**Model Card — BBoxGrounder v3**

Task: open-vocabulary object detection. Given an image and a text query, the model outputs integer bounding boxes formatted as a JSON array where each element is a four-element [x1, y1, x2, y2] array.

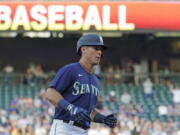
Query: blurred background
[[0, 0, 180, 135]]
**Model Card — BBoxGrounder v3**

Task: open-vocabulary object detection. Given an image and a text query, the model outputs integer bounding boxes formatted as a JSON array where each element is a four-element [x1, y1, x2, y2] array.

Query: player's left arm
[[90, 108, 117, 128]]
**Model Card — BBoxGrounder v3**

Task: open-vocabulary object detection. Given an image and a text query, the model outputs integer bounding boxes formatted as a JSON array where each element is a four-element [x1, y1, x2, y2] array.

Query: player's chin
[[93, 60, 100, 65]]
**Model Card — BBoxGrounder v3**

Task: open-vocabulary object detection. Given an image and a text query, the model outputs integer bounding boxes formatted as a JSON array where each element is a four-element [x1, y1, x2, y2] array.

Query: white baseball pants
[[49, 119, 88, 135]]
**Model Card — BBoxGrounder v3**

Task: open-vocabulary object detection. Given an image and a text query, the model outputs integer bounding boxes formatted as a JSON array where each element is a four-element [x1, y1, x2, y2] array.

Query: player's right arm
[[45, 66, 90, 123], [45, 87, 63, 107], [45, 66, 73, 109], [46, 87, 90, 125]]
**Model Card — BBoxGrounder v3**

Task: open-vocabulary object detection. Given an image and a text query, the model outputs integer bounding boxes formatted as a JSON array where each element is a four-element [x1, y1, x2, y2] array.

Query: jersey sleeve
[[48, 67, 73, 93]]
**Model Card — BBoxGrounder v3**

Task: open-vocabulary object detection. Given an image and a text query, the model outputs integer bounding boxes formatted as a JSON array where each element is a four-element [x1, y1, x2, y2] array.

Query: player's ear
[[81, 46, 86, 54]]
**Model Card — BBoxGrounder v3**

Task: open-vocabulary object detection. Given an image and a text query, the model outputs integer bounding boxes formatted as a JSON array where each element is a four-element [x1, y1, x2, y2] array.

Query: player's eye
[[93, 46, 103, 51]]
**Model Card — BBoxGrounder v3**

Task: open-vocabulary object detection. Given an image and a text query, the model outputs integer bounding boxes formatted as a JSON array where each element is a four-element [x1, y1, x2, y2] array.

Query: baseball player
[[45, 34, 117, 135]]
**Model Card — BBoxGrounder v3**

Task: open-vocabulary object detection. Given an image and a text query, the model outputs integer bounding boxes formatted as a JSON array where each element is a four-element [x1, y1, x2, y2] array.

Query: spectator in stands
[[113, 65, 123, 84], [177, 105, 180, 117], [120, 90, 131, 105], [130, 116, 141, 135], [118, 125, 131, 135], [143, 78, 153, 98], [140, 121, 152, 135], [158, 104, 168, 116], [27, 63, 36, 74], [0, 126, 8, 135], [133, 62, 141, 85], [107, 90, 116, 104], [34, 64, 47, 84], [105, 65, 114, 85], [151, 120, 166, 135], [18, 116, 29, 130], [24, 63, 47, 86], [140, 58, 149, 81], [167, 104, 175, 116], [173, 104, 180, 117], [9, 110, 19, 123], [23, 63, 36, 86], [106, 90, 118, 111], [170, 85, 180, 105], [3, 64, 14, 73], [124, 60, 134, 84], [25, 125, 34, 135], [0, 108, 9, 135], [134, 104, 144, 117], [11, 126, 21, 135], [164, 78, 173, 91], [35, 123, 47, 135], [3, 64, 14, 84]]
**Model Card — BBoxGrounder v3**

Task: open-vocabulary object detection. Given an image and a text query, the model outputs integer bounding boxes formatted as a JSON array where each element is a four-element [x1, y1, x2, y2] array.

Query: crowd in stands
[[1, 63, 52, 86], [1, 87, 180, 135], [1, 58, 179, 86], [0, 60, 179, 135], [99, 58, 179, 87], [0, 89, 53, 135]]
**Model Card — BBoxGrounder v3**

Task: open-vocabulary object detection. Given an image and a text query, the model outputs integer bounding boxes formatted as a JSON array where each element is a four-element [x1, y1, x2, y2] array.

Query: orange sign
[[0, 2, 180, 31]]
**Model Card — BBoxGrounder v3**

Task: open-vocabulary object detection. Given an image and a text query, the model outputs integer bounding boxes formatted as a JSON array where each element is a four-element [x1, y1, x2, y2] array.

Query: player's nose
[[97, 50, 102, 56]]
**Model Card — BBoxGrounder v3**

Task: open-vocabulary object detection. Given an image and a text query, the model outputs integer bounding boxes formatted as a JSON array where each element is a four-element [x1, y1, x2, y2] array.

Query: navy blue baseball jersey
[[49, 62, 100, 122]]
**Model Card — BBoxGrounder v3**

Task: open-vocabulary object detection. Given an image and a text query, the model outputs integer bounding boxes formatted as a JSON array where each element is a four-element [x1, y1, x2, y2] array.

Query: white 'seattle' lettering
[[72, 81, 99, 96]]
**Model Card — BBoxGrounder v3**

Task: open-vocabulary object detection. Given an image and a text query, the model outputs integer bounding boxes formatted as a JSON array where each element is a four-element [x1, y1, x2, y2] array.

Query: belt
[[62, 120, 89, 130]]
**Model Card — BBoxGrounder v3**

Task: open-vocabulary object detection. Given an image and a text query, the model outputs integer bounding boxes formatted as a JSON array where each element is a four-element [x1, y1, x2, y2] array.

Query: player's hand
[[58, 99, 90, 125], [103, 114, 117, 128], [94, 113, 117, 128], [58, 99, 90, 122], [67, 104, 91, 123]]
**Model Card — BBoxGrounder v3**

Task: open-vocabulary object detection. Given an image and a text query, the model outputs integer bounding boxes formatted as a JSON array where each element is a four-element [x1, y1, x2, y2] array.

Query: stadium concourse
[[0, 63, 180, 135]]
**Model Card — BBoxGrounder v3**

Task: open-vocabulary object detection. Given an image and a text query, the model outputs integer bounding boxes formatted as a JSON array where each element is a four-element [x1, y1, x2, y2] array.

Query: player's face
[[82, 46, 103, 65]]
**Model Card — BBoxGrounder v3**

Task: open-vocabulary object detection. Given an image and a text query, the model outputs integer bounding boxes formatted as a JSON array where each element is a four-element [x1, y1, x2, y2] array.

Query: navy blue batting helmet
[[77, 34, 107, 55]]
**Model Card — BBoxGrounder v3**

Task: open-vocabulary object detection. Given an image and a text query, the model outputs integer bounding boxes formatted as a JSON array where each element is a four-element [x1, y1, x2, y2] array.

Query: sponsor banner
[[0, 2, 180, 32]]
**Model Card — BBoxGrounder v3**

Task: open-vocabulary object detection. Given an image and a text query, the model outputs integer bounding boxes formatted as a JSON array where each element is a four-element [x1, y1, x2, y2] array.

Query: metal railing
[[0, 72, 179, 85]]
